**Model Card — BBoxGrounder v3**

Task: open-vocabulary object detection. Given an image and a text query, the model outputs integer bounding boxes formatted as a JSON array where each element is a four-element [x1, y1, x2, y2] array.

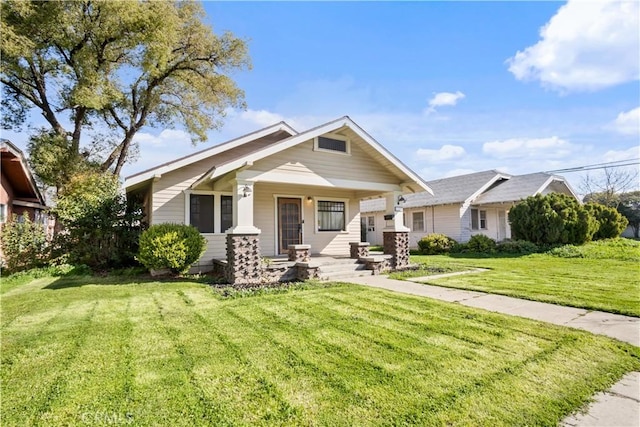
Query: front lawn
[[2, 275, 639, 426], [406, 240, 640, 317]]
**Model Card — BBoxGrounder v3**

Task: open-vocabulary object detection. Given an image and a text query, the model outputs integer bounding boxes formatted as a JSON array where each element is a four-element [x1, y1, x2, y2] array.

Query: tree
[[618, 191, 640, 238], [53, 171, 145, 269], [581, 167, 639, 208], [1, 1, 249, 177], [509, 193, 598, 245]]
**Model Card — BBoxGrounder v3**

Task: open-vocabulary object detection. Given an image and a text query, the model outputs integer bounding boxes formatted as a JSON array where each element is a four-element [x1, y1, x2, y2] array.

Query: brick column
[[225, 233, 262, 285], [350, 242, 370, 258], [288, 244, 311, 262], [383, 231, 410, 269]]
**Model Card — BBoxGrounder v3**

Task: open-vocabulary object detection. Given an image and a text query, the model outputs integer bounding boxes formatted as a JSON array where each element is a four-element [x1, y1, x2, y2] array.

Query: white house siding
[[250, 139, 401, 186], [253, 182, 360, 257]]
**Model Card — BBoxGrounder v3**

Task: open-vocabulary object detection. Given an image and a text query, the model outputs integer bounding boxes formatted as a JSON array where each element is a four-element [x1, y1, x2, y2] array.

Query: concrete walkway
[[345, 274, 640, 427]]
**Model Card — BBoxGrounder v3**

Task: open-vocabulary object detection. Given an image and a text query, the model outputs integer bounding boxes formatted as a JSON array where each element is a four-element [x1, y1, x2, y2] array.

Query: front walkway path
[[345, 274, 640, 427]]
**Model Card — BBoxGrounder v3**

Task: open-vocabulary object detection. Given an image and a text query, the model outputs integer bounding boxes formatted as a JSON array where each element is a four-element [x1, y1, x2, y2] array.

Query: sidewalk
[[345, 274, 640, 427]]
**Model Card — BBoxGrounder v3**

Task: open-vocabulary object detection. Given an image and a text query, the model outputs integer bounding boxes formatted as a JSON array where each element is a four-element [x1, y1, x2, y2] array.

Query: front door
[[278, 198, 302, 254]]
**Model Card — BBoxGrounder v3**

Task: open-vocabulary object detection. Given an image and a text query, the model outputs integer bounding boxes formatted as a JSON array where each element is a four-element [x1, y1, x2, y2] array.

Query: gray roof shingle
[[361, 170, 571, 212]]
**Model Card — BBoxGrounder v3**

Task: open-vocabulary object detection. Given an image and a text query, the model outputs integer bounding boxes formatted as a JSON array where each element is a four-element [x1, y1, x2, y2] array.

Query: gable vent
[[317, 136, 347, 153]]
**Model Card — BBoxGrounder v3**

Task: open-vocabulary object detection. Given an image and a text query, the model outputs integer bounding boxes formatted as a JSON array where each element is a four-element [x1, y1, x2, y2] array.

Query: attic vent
[[316, 136, 348, 153]]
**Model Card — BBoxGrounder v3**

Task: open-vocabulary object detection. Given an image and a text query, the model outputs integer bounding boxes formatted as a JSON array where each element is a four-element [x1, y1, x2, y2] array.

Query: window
[[471, 208, 487, 230], [314, 135, 349, 154], [317, 200, 345, 231], [412, 211, 425, 232], [367, 215, 375, 232], [190, 194, 214, 233], [0, 204, 6, 223], [220, 195, 233, 233]]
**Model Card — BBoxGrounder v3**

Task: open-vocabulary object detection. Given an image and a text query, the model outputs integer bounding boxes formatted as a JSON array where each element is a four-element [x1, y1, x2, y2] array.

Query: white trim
[[124, 122, 297, 189], [465, 173, 511, 207], [274, 195, 305, 255], [535, 176, 581, 203], [313, 133, 351, 155], [314, 196, 349, 234], [238, 169, 402, 192], [183, 190, 232, 234]]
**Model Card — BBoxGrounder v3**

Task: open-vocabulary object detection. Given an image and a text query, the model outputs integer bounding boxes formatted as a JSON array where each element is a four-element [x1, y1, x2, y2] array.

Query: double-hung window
[[470, 208, 487, 230], [412, 211, 425, 232], [317, 200, 345, 231]]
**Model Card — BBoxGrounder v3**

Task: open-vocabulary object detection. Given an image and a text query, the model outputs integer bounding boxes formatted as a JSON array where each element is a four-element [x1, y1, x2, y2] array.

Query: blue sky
[[5, 1, 640, 193]]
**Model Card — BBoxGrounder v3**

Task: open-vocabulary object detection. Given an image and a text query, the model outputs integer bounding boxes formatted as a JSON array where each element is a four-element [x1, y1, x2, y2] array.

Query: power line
[[545, 158, 640, 174]]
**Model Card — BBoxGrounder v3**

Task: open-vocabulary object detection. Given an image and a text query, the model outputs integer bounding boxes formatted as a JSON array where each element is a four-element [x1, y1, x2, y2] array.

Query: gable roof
[[0, 139, 46, 207], [473, 172, 578, 205], [126, 116, 432, 194], [361, 170, 508, 212], [191, 116, 431, 193], [125, 121, 298, 188]]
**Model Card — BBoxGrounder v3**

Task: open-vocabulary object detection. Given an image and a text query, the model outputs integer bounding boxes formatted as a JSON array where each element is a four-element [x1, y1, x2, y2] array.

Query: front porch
[[212, 243, 400, 284]]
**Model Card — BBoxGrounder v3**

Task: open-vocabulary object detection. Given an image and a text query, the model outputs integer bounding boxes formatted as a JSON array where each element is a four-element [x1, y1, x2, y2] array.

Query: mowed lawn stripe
[[2, 300, 98, 425], [38, 298, 134, 424]]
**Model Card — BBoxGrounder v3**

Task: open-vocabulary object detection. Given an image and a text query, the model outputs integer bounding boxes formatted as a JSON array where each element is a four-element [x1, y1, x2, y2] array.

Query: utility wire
[[545, 158, 640, 174]]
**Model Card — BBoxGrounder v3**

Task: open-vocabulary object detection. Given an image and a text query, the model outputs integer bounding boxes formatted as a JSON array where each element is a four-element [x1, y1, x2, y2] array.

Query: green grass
[[389, 263, 473, 280], [2, 275, 639, 426], [408, 240, 640, 317]]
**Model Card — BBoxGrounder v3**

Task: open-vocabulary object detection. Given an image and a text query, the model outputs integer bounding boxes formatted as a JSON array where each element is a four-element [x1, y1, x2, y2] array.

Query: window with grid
[[317, 201, 345, 231], [190, 194, 214, 233], [412, 211, 425, 232]]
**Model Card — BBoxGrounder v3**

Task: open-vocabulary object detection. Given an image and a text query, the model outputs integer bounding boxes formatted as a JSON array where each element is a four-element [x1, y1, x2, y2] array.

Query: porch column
[[382, 191, 410, 269], [225, 180, 262, 285]]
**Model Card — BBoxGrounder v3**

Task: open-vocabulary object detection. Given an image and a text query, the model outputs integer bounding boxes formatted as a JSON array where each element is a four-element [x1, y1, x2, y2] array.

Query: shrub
[[137, 224, 206, 274], [509, 193, 598, 245], [1, 213, 48, 272], [466, 234, 497, 253], [548, 245, 584, 258], [584, 203, 628, 240], [417, 233, 457, 255], [53, 171, 145, 269], [496, 239, 539, 254]]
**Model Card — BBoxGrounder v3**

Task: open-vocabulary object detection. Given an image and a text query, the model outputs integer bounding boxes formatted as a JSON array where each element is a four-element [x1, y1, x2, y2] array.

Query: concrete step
[[317, 261, 373, 280]]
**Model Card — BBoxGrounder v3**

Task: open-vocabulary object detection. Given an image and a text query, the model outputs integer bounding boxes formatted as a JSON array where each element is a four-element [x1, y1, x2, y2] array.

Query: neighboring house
[[360, 170, 579, 247], [124, 116, 431, 283], [0, 139, 47, 227]]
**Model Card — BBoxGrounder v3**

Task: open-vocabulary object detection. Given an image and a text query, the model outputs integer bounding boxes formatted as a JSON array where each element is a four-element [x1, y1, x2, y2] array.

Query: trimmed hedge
[[137, 224, 206, 274]]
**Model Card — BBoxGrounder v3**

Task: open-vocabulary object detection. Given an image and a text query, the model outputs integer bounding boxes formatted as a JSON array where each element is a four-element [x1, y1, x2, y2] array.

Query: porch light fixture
[[307, 196, 313, 202], [397, 195, 406, 205], [242, 185, 252, 198]]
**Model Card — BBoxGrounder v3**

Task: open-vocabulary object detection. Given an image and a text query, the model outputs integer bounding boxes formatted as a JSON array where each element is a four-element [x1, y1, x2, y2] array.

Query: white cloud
[[132, 129, 191, 147], [613, 107, 640, 135], [416, 144, 466, 162], [238, 109, 286, 127], [507, 0, 640, 92], [603, 146, 640, 162], [426, 91, 465, 114], [483, 136, 576, 159]]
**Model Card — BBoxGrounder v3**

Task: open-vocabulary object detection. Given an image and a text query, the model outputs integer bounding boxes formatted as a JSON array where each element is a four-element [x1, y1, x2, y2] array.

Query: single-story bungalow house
[[360, 170, 579, 247], [124, 116, 432, 284]]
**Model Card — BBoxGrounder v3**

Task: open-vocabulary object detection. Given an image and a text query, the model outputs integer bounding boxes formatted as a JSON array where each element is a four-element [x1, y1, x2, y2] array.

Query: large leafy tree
[[1, 0, 249, 178]]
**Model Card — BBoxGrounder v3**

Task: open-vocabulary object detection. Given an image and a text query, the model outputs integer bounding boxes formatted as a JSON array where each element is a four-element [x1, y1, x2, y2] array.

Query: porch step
[[317, 260, 373, 281]]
